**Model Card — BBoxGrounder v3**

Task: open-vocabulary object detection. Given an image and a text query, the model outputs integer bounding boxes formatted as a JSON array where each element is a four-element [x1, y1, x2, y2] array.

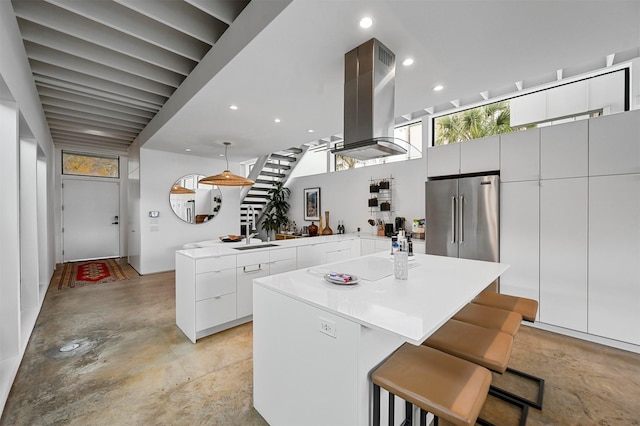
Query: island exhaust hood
[[331, 38, 407, 160]]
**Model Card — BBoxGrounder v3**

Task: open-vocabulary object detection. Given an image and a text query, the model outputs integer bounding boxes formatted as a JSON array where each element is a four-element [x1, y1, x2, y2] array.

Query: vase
[[318, 216, 323, 235], [322, 211, 333, 235], [308, 222, 318, 236]]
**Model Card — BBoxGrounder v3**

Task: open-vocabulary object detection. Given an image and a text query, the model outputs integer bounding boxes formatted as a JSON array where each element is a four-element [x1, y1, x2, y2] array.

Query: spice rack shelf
[[368, 176, 393, 215]]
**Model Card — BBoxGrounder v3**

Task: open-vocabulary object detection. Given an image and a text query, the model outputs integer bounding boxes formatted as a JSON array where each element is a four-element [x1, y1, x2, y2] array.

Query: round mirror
[[169, 174, 222, 224]]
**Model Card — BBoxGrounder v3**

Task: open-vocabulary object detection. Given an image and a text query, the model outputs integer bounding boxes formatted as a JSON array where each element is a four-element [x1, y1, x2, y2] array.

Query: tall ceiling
[[11, 0, 250, 153], [9, 0, 640, 161]]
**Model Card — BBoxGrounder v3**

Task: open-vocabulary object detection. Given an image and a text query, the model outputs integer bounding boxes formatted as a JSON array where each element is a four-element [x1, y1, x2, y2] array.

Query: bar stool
[[371, 343, 492, 426], [423, 319, 528, 426], [472, 291, 538, 323], [470, 292, 545, 409], [453, 303, 522, 336]]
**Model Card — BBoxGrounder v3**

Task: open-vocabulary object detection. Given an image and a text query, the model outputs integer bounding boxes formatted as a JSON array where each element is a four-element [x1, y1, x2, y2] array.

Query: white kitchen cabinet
[[236, 251, 270, 319], [269, 247, 297, 276], [500, 128, 540, 182], [325, 240, 352, 264], [499, 181, 540, 307], [427, 136, 499, 177], [540, 120, 588, 179], [176, 254, 238, 343], [296, 243, 327, 269], [460, 135, 500, 174], [539, 178, 588, 332], [589, 110, 640, 176], [360, 238, 376, 255], [588, 174, 640, 345], [427, 143, 460, 177]]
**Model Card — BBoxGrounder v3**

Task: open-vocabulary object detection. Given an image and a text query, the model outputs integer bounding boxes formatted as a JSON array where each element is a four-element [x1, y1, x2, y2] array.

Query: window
[[432, 68, 627, 146], [62, 152, 119, 178], [434, 101, 515, 146]]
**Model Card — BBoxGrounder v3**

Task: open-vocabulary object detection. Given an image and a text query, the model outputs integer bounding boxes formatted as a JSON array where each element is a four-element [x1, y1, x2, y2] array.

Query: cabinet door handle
[[243, 264, 263, 274], [459, 195, 464, 243], [451, 196, 457, 243]]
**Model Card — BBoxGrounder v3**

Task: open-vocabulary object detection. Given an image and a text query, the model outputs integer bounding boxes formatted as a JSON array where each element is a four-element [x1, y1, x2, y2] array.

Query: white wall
[[287, 158, 427, 237], [136, 148, 242, 274], [0, 1, 57, 414]]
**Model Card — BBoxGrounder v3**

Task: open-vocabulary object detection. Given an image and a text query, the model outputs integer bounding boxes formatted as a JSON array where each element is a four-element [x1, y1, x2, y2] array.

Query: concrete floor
[[2, 259, 639, 425]]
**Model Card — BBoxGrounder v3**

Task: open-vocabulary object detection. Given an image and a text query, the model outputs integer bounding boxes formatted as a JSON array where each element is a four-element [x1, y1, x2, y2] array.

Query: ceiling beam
[[115, 0, 228, 45], [46, 0, 210, 61], [185, 0, 250, 25], [19, 20, 185, 87], [13, 0, 197, 75], [30, 63, 169, 105]]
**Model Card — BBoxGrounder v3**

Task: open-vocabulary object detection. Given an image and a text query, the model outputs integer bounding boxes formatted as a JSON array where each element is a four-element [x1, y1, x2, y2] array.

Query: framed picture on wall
[[303, 187, 321, 221]]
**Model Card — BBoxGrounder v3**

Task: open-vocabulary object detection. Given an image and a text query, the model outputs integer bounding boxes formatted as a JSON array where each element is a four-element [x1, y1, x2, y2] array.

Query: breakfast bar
[[252, 252, 509, 426]]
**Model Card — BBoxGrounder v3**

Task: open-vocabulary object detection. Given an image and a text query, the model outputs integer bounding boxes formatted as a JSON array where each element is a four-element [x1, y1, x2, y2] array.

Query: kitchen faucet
[[246, 205, 256, 244]]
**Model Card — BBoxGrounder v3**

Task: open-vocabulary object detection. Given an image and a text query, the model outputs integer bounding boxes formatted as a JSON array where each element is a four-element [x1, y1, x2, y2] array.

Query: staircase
[[239, 145, 310, 235]]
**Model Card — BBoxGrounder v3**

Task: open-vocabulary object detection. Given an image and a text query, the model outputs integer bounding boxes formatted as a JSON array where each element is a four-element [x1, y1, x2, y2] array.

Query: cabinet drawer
[[237, 251, 270, 267], [270, 247, 296, 262], [196, 293, 236, 330], [195, 269, 236, 301], [196, 256, 236, 273], [269, 258, 297, 276]]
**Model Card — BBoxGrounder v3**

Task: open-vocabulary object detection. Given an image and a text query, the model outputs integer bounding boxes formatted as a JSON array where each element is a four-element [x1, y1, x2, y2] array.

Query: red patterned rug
[[58, 258, 129, 289]]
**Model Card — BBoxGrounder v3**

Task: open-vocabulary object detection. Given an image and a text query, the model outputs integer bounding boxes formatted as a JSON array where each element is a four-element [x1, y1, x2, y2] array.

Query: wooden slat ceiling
[[11, 0, 250, 153]]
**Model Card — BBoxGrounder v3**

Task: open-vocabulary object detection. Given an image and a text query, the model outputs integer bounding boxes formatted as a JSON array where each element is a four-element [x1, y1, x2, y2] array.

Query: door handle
[[459, 195, 464, 243], [112, 215, 119, 225], [451, 196, 456, 243], [243, 264, 263, 274]]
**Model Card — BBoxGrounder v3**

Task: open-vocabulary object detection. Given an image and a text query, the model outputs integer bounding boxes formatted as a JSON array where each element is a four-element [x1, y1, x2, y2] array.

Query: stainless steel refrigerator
[[425, 175, 499, 263]]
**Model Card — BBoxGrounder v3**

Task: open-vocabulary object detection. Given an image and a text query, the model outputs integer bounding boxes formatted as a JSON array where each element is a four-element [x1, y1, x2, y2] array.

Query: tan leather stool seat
[[423, 319, 513, 374], [453, 303, 523, 336], [473, 291, 539, 322], [371, 343, 491, 426]]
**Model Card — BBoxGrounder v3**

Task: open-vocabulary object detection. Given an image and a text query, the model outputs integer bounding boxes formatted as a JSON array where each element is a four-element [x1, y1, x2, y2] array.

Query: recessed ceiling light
[[185, 148, 191, 152], [433, 85, 444, 92], [308, 129, 314, 133], [229, 105, 238, 110], [402, 58, 414, 66], [359, 17, 373, 28], [274, 118, 281, 123]]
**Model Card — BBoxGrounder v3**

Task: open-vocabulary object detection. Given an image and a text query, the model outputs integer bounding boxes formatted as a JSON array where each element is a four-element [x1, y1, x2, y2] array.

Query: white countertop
[[253, 252, 509, 345], [176, 234, 360, 259]]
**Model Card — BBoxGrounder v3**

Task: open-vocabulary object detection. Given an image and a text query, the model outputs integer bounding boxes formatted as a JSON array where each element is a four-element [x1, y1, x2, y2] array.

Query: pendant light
[[199, 142, 255, 187], [170, 184, 195, 194]]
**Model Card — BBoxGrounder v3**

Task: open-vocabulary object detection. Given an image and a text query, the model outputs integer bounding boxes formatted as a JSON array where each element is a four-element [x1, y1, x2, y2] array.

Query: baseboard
[[526, 322, 640, 354]]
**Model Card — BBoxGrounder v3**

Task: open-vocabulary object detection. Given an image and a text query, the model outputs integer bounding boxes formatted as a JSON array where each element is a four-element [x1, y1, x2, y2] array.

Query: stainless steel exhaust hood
[[331, 38, 407, 160]]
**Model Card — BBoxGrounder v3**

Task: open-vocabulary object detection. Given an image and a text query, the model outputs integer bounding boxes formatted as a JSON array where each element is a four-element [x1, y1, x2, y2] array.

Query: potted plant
[[368, 197, 378, 207], [379, 179, 390, 190], [261, 181, 291, 240], [369, 182, 380, 193]]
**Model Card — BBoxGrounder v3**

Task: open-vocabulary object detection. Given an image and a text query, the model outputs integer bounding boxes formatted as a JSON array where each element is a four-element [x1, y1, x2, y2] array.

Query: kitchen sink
[[233, 244, 279, 250]]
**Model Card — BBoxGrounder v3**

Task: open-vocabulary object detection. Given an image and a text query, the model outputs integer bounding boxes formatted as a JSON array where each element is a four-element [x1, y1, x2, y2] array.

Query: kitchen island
[[253, 252, 508, 426]]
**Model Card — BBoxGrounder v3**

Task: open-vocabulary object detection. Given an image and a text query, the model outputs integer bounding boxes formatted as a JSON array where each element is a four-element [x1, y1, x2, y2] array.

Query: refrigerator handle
[[459, 195, 464, 243], [451, 196, 457, 243]]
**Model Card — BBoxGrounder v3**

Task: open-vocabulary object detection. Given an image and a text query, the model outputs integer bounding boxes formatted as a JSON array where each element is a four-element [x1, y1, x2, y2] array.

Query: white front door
[[62, 179, 120, 262]]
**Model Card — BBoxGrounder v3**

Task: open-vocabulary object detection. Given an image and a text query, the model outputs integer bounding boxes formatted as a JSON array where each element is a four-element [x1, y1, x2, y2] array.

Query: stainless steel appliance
[[330, 38, 407, 160], [425, 175, 499, 263]]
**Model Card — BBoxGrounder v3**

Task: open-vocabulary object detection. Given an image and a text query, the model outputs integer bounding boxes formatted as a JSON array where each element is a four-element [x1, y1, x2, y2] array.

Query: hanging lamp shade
[[170, 184, 195, 194], [199, 142, 255, 187]]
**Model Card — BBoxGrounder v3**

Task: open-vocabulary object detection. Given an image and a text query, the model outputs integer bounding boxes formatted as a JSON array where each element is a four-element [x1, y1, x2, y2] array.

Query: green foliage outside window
[[434, 101, 514, 146]]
